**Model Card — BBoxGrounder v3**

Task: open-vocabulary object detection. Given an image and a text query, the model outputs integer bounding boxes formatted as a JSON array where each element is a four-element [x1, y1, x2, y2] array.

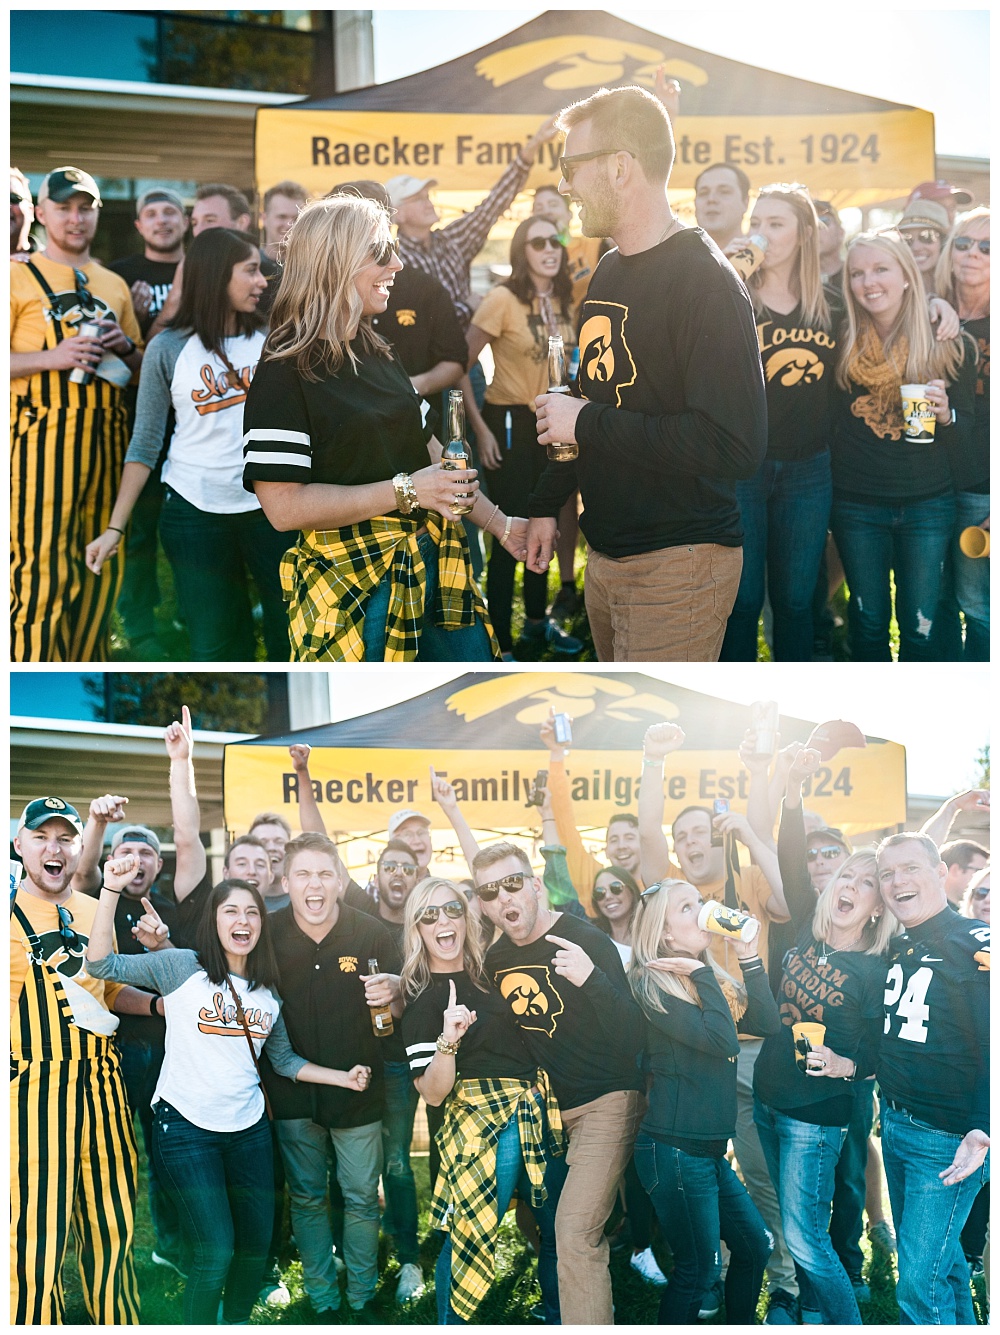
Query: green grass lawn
[[57, 1127, 989, 1325]]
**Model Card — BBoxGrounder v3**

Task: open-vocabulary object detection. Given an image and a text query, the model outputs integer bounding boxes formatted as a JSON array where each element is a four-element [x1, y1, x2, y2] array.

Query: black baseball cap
[[38, 167, 102, 205], [18, 797, 84, 836]]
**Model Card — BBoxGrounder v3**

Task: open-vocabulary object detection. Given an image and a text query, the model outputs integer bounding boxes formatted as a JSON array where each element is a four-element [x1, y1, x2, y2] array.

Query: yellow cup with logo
[[792, 1021, 826, 1072], [959, 526, 990, 559], [900, 384, 937, 443]]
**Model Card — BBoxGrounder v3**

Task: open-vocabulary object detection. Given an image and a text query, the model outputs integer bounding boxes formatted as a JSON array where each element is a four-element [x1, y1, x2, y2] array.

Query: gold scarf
[[846, 326, 909, 441]]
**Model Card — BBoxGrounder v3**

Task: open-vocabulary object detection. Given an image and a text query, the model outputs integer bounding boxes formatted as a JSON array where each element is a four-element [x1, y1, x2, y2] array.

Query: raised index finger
[[448, 978, 457, 1007], [140, 896, 160, 918], [545, 934, 575, 949]]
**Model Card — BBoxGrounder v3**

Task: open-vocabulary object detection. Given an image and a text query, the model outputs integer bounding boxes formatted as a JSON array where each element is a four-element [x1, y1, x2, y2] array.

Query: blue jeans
[[117, 1035, 182, 1261], [633, 1132, 772, 1324], [881, 1103, 989, 1324], [360, 529, 493, 662], [721, 452, 833, 662], [158, 486, 293, 661], [437, 1110, 561, 1324], [152, 1100, 274, 1324], [831, 492, 956, 661], [830, 1081, 874, 1281], [381, 1060, 420, 1265], [754, 1099, 861, 1324], [952, 491, 990, 660]]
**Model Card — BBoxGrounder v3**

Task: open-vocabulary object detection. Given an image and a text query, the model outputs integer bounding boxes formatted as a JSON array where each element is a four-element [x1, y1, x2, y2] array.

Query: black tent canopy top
[[299, 10, 917, 118]]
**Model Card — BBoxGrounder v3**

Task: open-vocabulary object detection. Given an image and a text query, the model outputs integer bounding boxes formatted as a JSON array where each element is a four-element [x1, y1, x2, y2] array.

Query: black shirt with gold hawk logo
[[528, 227, 767, 558], [485, 911, 645, 1110], [756, 290, 844, 462], [373, 265, 468, 382], [260, 902, 401, 1128]]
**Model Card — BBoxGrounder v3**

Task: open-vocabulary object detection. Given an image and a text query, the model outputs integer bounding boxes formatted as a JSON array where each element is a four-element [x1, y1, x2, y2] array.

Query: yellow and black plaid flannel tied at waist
[[431, 1071, 566, 1323], [279, 510, 500, 662]]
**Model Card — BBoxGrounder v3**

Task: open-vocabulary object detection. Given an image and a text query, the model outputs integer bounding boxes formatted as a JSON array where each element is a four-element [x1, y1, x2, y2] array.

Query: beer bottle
[[440, 389, 475, 515], [545, 335, 578, 462], [367, 959, 394, 1037]]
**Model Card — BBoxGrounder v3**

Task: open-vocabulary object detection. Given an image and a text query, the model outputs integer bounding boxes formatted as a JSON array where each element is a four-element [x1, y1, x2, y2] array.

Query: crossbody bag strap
[[224, 971, 274, 1120], [25, 261, 65, 343]]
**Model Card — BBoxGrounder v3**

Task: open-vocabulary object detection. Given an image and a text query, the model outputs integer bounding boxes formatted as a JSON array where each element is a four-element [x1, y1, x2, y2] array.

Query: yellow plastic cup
[[792, 1021, 826, 1071], [959, 526, 990, 559]]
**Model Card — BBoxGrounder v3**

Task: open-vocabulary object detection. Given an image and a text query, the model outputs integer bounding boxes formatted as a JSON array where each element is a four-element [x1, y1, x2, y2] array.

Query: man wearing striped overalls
[[10, 797, 155, 1324], [9, 166, 143, 661]]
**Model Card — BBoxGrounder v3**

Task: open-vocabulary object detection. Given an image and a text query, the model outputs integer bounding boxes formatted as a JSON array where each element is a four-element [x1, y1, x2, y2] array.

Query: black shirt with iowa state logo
[[527, 227, 767, 558], [755, 290, 843, 462], [260, 902, 401, 1128], [485, 911, 645, 1110], [402, 970, 536, 1082], [878, 908, 990, 1137]]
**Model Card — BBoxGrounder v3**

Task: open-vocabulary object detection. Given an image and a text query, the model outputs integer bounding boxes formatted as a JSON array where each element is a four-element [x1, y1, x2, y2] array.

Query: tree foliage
[[82, 674, 269, 734]]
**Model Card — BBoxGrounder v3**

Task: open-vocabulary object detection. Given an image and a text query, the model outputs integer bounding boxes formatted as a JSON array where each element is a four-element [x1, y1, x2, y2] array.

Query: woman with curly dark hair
[[464, 216, 582, 659]]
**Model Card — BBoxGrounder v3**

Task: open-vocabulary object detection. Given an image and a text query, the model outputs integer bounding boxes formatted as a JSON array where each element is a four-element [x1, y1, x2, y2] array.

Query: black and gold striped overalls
[[10, 902, 140, 1324], [9, 261, 127, 662]]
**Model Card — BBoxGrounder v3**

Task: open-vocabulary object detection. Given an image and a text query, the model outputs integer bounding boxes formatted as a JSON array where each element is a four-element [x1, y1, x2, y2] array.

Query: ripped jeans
[[831, 493, 956, 661]]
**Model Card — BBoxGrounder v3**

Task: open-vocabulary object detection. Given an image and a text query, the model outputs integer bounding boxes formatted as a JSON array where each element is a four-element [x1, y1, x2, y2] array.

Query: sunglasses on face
[[476, 871, 528, 902], [901, 229, 943, 246], [972, 886, 991, 899], [370, 238, 397, 266], [806, 845, 843, 862], [559, 148, 632, 184], [381, 861, 417, 876], [418, 900, 466, 925], [527, 235, 565, 252], [592, 881, 627, 902], [56, 904, 79, 950], [953, 235, 990, 255]]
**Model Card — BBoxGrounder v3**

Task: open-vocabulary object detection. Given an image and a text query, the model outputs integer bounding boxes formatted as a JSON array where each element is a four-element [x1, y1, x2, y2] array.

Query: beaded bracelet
[[436, 1034, 461, 1056]]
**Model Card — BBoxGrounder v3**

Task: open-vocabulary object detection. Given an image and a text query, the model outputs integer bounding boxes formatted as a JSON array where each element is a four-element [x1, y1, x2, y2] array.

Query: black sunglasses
[[971, 886, 991, 899], [901, 229, 943, 246], [371, 238, 397, 266], [381, 860, 417, 876], [806, 845, 844, 862], [559, 148, 633, 183], [592, 881, 627, 902], [527, 235, 565, 252], [417, 900, 466, 925], [73, 268, 98, 315], [56, 904, 79, 950], [476, 871, 528, 902], [953, 236, 990, 255]]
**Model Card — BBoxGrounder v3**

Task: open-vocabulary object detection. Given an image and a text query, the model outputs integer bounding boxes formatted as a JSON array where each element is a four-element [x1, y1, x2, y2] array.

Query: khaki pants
[[584, 542, 743, 661], [554, 1088, 646, 1324]]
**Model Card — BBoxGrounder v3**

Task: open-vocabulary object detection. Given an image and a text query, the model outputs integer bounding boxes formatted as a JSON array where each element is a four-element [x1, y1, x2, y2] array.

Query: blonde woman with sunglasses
[[400, 877, 565, 1324], [242, 196, 527, 663], [628, 878, 778, 1323]]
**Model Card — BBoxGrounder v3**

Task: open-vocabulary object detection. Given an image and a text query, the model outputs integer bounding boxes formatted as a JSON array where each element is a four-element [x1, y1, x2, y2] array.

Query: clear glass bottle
[[440, 388, 475, 514], [545, 335, 578, 462], [367, 958, 394, 1037]]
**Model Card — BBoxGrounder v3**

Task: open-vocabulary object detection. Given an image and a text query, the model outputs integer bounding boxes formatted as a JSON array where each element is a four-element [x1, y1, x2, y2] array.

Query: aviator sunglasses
[[901, 229, 944, 247], [476, 871, 528, 902], [417, 900, 466, 925], [592, 880, 628, 902], [806, 845, 844, 862], [381, 860, 417, 876], [370, 237, 397, 266]]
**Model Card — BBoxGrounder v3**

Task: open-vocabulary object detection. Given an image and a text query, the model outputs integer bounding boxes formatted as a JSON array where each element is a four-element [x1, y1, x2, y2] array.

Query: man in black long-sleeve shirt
[[526, 85, 767, 661], [473, 841, 645, 1325], [875, 832, 990, 1325]]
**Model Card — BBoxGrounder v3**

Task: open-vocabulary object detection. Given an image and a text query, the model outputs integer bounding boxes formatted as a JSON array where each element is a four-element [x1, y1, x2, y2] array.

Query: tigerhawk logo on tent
[[445, 674, 681, 729], [475, 37, 708, 92]]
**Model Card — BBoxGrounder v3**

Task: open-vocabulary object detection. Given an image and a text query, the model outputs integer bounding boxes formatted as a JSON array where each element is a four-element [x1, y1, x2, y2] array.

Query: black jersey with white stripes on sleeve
[[878, 907, 990, 1136], [402, 971, 536, 1082], [241, 344, 432, 494]]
